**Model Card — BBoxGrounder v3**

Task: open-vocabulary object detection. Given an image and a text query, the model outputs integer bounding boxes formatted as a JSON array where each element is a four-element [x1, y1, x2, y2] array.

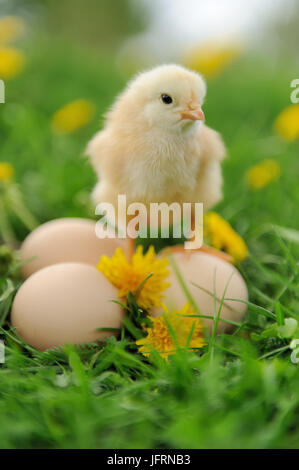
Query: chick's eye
[[161, 93, 173, 104]]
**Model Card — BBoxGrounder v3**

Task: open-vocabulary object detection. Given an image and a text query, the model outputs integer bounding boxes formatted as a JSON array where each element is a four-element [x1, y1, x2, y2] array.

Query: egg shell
[[154, 251, 248, 333], [11, 262, 124, 351], [20, 218, 128, 279]]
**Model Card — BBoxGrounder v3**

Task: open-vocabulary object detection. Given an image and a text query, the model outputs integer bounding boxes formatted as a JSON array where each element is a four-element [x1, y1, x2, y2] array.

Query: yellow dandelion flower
[[0, 162, 14, 181], [136, 303, 206, 360], [0, 16, 25, 45], [183, 42, 241, 79], [51, 99, 95, 134], [245, 159, 281, 190], [274, 104, 299, 141], [97, 245, 170, 310], [204, 212, 248, 263], [0, 47, 25, 79]]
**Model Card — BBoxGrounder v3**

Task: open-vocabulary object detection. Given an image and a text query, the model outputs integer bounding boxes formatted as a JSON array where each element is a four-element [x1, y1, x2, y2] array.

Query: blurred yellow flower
[[204, 212, 248, 263], [183, 43, 241, 79], [0, 47, 25, 79], [274, 104, 299, 141], [136, 303, 205, 360], [0, 162, 14, 181], [52, 99, 95, 134], [0, 16, 25, 45], [97, 245, 170, 310], [245, 159, 281, 190]]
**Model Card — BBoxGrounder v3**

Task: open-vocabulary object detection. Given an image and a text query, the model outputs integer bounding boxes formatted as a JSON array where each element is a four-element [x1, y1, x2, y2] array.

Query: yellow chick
[[87, 64, 226, 255]]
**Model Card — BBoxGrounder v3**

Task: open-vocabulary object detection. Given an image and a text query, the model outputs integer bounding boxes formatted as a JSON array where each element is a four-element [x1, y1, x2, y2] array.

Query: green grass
[[0, 35, 299, 449]]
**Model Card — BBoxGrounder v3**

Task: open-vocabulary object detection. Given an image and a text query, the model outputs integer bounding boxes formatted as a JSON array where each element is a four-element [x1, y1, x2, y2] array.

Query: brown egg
[[155, 250, 248, 333], [20, 218, 128, 279], [11, 262, 124, 351]]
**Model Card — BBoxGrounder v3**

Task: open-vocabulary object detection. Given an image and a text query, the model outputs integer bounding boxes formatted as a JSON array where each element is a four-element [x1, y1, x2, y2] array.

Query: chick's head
[[109, 64, 207, 133]]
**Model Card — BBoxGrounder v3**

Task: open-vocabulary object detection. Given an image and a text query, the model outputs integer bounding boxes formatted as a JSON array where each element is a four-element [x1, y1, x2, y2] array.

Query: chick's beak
[[181, 102, 205, 121]]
